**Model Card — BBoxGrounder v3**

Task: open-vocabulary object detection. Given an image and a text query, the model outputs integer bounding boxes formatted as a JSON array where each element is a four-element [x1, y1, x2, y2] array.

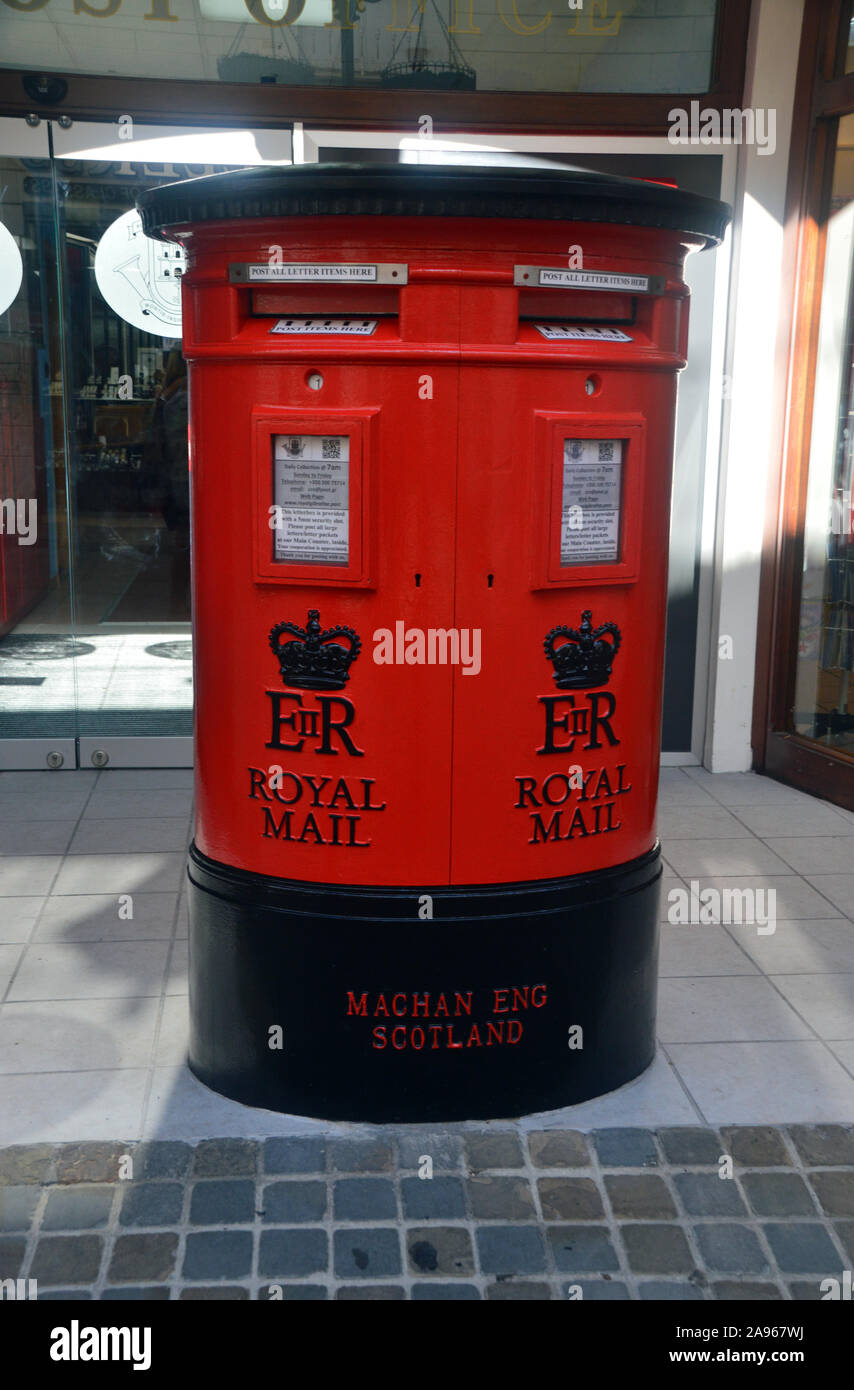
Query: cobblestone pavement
[[3, 1125, 854, 1301]]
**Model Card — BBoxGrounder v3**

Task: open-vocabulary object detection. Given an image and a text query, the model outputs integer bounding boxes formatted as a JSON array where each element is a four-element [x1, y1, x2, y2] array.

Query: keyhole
[[414, 573, 421, 587], [487, 574, 494, 588]]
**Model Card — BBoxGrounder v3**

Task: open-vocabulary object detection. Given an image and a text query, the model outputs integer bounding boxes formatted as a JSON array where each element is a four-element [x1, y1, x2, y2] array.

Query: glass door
[[0, 118, 292, 769], [792, 116, 854, 759], [0, 116, 76, 771], [758, 0, 854, 812]]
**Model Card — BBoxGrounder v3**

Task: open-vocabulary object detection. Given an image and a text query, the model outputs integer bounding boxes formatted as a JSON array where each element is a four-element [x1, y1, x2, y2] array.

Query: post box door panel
[[191, 356, 460, 886], [449, 360, 678, 885]]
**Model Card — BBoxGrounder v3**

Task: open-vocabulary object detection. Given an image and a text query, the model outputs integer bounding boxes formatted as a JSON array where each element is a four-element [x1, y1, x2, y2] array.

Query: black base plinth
[[186, 843, 661, 1123]]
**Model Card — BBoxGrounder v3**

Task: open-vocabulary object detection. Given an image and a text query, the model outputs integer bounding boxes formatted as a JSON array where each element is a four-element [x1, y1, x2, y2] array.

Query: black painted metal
[[186, 843, 661, 1122], [137, 160, 731, 247]]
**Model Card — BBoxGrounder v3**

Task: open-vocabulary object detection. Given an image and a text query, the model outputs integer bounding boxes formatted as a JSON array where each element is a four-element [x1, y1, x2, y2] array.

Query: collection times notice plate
[[561, 438, 624, 565], [272, 434, 350, 566]]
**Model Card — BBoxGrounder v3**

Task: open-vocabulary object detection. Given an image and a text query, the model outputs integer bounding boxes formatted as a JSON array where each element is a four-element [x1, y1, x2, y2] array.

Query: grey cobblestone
[[0, 1235, 29, 1274], [333, 1227, 400, 1279], [108, 1234, 178, 1283], [259, 1229, 328, 1279], [179, 1286, 249, 1300], [563, 1278, 628, 1300], [477, 1224, 546, 1275], [712, 1281, 783, 1300], [261, 1283, 327, 1300], [38, 1289, 92, 1299], [639, 1281, 704, 1301], [470, 1175, 536, 1220], [55, 1143, 126, 1185], [594, 1129, 658, 1168], [43, 1186, 113, 1231], [0, 1145, 53, 1186], [400, 1176, 466, 1220], [720, 1127, 791, 1167], [673, 1172, 748, 1217], [621, 1224, 694, 1275], [330, 1140, 393, 1173], [406, 1226, 475, 1276], [693, 1223, 769, 1275], [120, 1183, 184, 1228], [787, 1281, 826, 1300], [762, 1223, 843, 1273], [0, 1186, 40, 1231], [833, 1220, 854, 1262], [263, 1138, 326, 1176], [31, 1235, 104, 1284], [464, 1133, 524, 1172], [333, 1178, 397, 1221], [398, 1135, 464, 1171], [103, 1286, 171, 1300], [411, 1283, 479, 1300], [134, 1143, 192, 1181], [261, 1180, 327, 1224], [192, 1140, 258, 1178], [488, 1281, 554, 1299], [338, 1284, 405, 1300], [537, 1177, 604, 1221], [741, 1173, 815, 1217], [808, 1170, 854, 1218], [0, 1126, 852, 1299], [189, 1180, 256, 1227], [604, 1175, 676, 1220], [788, 1125, 854, 1167], [527, 1131, 589, 1169], [548, 1225, 620, 1273], [657, 1128, 721, 1166], [183, 1231, 253, 1281]]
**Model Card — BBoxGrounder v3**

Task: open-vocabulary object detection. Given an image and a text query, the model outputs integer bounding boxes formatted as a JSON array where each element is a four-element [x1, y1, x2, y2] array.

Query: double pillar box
[[138, 161, 729, 1121]]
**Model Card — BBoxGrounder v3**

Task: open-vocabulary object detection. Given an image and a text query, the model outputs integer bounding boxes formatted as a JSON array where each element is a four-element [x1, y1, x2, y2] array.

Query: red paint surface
[[176, 214, 701, 886]]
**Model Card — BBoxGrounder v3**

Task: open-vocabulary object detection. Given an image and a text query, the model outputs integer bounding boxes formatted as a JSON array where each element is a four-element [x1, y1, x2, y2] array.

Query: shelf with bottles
[[76, 446, 144, 474], [48, 354, 167, 402]]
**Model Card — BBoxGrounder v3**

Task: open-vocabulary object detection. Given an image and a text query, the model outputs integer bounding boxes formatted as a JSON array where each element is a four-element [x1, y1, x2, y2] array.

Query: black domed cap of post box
[[136, 157, 731, 248]]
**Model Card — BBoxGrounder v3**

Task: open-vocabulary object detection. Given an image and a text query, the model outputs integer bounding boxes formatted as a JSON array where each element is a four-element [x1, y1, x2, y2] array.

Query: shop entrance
[[0, 117, 291, 769], [0, 120, 728, 770]]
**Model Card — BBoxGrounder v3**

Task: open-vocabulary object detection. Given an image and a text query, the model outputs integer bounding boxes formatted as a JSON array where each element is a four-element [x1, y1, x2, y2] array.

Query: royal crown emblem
[[269, 609, 361, 691], [544, 610, 621, 689]]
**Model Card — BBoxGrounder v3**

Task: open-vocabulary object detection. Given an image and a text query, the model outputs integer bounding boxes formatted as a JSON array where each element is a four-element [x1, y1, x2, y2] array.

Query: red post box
[[138, 162, 729, 1121]]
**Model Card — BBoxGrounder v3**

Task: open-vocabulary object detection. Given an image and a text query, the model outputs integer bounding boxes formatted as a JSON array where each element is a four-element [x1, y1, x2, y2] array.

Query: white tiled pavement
[[0, 633, 193, 723], [0, 766, 853, 1143]]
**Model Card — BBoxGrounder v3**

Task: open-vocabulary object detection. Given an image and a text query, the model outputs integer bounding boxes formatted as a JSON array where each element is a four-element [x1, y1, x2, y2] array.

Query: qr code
[[322, 438, 342, 459], [598, 441, 615, 461]]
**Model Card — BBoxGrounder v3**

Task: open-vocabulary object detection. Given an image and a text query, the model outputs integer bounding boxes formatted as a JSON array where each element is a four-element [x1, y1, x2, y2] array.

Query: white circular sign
[[94, 208, 185, 337], [0, 222, 24, 316]]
